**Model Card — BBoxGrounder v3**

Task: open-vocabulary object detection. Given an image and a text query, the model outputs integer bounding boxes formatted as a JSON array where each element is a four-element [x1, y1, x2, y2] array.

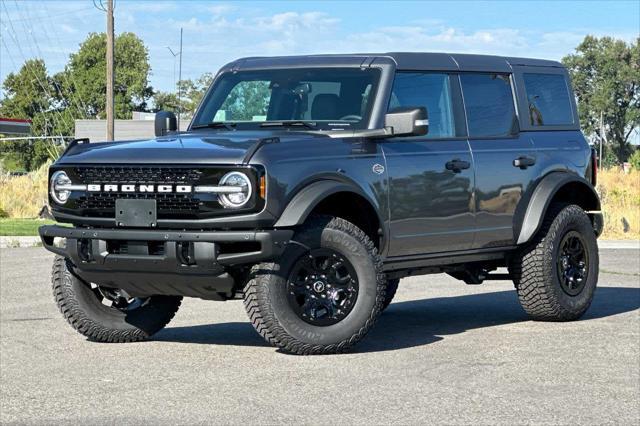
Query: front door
[[383, 72, 475, 256]]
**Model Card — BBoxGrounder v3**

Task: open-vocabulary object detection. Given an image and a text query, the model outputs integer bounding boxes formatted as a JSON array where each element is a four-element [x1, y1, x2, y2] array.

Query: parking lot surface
[[1, 247, 638, 425]]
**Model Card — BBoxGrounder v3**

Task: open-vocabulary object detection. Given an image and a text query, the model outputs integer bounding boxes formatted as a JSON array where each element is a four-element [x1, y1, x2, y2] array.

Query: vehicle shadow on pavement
[[154, 287, 639, 353]]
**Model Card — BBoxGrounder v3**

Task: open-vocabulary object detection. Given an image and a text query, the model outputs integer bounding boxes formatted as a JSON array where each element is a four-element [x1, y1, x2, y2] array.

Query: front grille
[[72, 166, 208, 219], [74, 166, 203, 184], [77, 193, 201, 213]]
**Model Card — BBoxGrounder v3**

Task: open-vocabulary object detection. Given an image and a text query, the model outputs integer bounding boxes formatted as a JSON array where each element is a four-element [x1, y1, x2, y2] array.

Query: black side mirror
[[384, 107, 428, 137], [154, 111, 177, 137]]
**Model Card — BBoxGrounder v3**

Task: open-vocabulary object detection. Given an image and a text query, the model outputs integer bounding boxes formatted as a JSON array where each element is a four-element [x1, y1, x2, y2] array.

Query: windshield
[[191, 68, 381, 131]]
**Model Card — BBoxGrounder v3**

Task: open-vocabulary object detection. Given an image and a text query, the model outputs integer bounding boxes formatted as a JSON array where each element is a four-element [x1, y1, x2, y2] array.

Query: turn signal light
[[259, 176, 266, 199]]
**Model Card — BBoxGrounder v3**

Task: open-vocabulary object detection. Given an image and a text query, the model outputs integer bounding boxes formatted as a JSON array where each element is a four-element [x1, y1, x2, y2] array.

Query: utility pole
[[106, 0, 114, 140], [177, 27, 183, 131]]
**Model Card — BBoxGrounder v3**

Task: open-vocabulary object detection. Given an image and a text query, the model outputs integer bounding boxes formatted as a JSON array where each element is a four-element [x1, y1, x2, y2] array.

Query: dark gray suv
[[40, 52, 602, 354]]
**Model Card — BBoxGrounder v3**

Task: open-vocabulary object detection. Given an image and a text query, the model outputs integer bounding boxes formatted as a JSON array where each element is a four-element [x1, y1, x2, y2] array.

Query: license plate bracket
[[115, 199, 157, 228]]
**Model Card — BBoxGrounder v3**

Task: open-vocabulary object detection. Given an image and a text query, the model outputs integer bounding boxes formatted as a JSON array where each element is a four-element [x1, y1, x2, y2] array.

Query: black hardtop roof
[[229, 52, 564, 73]]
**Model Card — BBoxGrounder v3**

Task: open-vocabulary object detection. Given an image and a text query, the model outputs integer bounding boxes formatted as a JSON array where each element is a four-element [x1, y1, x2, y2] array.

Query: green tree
[[177, 73, 213, 117], [0, 140, 34, 171], [563, 36, 640, 163], [59, 32, 153, 120], [152, 91, 180, 113], [0, 59, 66, 170], [0, 59, 57, 136]]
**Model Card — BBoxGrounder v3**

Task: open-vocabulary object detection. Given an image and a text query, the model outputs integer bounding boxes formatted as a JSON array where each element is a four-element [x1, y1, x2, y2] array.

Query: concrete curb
[[1, 236, 638, 250], [0, 236, 42, 249], [597, 240, 640, 250]]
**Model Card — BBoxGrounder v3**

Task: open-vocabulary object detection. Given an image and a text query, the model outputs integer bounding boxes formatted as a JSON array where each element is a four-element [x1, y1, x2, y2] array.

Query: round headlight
[[218, 171, 252, 208], [50, 171, 72, 204]]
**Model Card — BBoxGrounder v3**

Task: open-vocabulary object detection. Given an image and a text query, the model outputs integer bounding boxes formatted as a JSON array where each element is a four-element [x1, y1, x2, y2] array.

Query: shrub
[[597, 168, 640, 239], [0, 161, 50, 218]]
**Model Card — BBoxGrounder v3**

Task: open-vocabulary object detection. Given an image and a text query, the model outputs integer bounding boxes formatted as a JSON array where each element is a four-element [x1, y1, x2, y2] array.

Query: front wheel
[[52, 256, 182, 342], [510, 204, 599, 321], [243, 216, 386, 355], [382, 278, 399, 311]]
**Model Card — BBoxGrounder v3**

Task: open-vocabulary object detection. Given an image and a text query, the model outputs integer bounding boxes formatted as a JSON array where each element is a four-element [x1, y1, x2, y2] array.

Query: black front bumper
[[39, 225, 293, 300]]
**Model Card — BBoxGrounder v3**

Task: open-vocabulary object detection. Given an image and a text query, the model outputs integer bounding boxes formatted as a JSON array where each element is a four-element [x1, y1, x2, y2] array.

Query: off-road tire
[[511, 204, 598, 321], [52, 256, 182, 342], [382, 279, 399, 311], [243, 216, 386, 355]]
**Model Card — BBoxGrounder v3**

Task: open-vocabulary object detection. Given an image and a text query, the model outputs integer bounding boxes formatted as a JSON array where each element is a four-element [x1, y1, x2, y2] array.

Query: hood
[[56, 131, 328, 165]]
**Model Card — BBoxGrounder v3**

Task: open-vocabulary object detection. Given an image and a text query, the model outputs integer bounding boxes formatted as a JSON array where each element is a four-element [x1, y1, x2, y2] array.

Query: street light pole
[[177, 27, 183, 131], [106, 0, 114, 141]]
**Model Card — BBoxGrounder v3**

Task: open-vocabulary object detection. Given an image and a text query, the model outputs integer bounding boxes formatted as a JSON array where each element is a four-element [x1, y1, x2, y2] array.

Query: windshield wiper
[[260, 121, 317, 130], [191, 122, 237, 131]]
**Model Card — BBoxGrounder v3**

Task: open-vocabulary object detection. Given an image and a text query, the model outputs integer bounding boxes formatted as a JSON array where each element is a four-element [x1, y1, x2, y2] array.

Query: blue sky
[[1, 0, 639, 95]]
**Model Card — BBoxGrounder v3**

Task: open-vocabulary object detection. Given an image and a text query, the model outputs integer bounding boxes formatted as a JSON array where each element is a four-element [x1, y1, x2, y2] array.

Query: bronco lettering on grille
[[87, 184, 193, 193]]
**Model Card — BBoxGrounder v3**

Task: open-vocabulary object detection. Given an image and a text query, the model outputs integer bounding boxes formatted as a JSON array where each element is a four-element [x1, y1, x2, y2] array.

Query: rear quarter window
[[523, 73, 574, 126]]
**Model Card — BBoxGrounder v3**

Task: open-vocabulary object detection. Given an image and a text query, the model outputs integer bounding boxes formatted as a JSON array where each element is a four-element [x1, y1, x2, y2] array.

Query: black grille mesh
[[74, 167, 203, 184], [73, 166, 205, 217], [77, 193, 201, 212]]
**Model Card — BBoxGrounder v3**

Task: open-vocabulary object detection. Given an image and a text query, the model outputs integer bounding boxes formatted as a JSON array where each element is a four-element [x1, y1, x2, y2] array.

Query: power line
[[0, 35, 66, 143], [13, 0, 87, 122], [1, 1, 72, 138], [36, 1, 91, 118], [0, 6, 93, 22], [92, 0, 106, 13]]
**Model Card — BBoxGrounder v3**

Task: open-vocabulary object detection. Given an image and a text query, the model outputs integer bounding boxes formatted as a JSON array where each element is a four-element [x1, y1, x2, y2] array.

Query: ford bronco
[[40, 53, 602, 354]]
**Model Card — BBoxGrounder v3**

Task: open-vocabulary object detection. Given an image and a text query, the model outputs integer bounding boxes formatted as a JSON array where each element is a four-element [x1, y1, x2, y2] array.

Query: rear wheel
[[243, 216, 386, 355], [511, 204, 599, 321], [52, 256, 182, 342]]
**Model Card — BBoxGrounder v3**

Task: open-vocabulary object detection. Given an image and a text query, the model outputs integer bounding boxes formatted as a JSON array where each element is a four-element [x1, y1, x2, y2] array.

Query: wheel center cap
[[312, 281, 325, 293]]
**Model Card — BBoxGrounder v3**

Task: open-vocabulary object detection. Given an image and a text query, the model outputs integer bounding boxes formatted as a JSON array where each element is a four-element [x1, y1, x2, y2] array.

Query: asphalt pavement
[[1, 246, 638, 425]]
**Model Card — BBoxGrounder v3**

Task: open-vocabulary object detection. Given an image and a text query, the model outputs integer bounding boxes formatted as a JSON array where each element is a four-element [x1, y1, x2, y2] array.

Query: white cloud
[[208, 3, 235, 16], [338, 26, 529, 56], [119, 2, 178, 13], [59, 24, 77, 34]]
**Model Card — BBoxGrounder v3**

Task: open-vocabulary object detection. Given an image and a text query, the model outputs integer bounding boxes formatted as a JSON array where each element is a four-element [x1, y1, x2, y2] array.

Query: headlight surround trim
[[50, 171, 72, 205], [217, 171, 253, 208]]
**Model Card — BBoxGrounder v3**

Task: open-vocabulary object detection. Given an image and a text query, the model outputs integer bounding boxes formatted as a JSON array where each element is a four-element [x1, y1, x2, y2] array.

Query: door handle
[[513, 155, 536, 169], [445, 159, 471, 173]]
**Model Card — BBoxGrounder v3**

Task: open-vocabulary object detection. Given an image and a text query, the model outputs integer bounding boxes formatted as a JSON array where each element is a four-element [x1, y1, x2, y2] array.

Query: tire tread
[[52, 256, 181, 343]]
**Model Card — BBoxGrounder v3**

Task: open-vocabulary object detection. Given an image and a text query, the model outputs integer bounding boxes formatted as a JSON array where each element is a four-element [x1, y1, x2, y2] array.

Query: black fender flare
[[516, 172, 601, 245], [273, 179, 383, 229]]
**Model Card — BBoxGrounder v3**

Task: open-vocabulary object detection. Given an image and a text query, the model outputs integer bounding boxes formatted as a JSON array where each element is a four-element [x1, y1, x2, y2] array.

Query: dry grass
[[0, 163, 638, 240], [0, 162, 49, 218], [597, 168, 640, 240]]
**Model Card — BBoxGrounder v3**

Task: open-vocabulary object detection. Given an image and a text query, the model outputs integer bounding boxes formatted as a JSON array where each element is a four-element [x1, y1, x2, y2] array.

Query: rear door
[[382, 72, 475, 256], [514, 69, 589, 174], [461, 73, 539, 248]]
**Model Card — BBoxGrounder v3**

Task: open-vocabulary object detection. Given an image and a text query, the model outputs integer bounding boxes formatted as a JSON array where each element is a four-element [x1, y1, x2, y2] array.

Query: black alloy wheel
[[286, 248, 359, 326], [556, 231, 589, 296]]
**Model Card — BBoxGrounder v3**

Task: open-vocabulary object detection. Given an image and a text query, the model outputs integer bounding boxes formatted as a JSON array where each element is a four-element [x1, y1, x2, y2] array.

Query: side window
[[388, 73, 455, 138], [460, 73, 517, 137], [523, 73, 574, 126]]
